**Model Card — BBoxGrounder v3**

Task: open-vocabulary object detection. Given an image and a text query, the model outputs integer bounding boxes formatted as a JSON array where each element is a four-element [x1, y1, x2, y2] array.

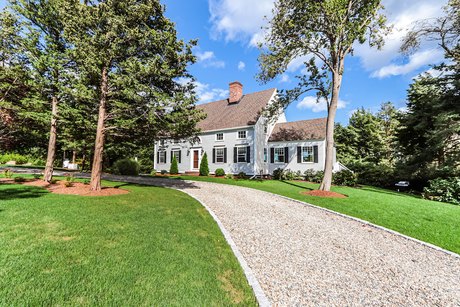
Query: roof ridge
[[197, 87, 276, 107]]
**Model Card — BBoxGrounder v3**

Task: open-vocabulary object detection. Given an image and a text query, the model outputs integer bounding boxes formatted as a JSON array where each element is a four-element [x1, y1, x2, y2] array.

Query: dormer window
[[159, 139, 165, 146], [216, 133, 224, 141], [237, 130, 246, 139]]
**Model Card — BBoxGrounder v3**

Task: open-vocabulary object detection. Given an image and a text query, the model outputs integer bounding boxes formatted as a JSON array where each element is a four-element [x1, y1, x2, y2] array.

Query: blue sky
[[1, 0, 449, 124]]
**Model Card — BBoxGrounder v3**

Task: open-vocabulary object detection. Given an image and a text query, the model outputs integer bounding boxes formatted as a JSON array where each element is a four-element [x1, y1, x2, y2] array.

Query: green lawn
[[0, 181, 256, 306], [168, 175, 460, 255]]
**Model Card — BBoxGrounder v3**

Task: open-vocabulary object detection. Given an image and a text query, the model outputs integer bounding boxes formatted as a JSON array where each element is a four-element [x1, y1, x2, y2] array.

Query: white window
[[274, 147, 285, 163], [237, 147, 247, 162], [158, 151, 166, 164], [172, 150, 180, 162], [264, 148, 267, 162], [216, 133, 224, 141], [302, 146, 314, 163], [237, 130, 247, 139], [216, 148, 224, 163]]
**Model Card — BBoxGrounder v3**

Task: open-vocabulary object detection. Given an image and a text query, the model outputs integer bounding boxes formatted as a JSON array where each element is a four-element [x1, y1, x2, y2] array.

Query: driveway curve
[[21, 171, 460, 305]]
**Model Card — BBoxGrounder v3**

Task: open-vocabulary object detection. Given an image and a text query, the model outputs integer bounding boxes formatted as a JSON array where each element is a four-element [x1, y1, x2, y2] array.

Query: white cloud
[[209, 0, 272, 46], [195, 50, 226, 68], [279, 73, 290, 83], [208, 0, 449, 76], [177, 77, 228, 103], [297, 96, 347, 113], [237, 61, 246, 71], [371, 49, 444, 78]]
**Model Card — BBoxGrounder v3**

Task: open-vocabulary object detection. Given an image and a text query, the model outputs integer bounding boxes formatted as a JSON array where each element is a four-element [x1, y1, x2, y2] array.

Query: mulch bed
[[301, 190, 347, 198], [2, 178, 129, 197]]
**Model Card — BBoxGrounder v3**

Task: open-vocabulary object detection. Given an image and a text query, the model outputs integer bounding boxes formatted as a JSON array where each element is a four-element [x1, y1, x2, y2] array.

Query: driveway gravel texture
[[7, 170, 460, 305]]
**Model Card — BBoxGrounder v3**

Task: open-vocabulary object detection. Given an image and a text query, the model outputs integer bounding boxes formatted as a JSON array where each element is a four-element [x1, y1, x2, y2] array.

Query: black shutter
[[270, 148, 274, 163], [246, 146, 250, 163], [178, 150, 181, 163], [171, 151, 173, 163], [212, 148, 216, 164], [164, 151, 167, 163], [234, 147, 237, 163], [224, 148, 227, 163], [157, 152, 159, 164], [297, 147, 302, 163], [284, 147, 289, 163], [313, 145, 319, 163]]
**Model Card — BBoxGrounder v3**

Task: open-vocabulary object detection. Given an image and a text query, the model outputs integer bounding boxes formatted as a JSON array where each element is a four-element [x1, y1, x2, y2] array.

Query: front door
[[193, 150, 199, 169]]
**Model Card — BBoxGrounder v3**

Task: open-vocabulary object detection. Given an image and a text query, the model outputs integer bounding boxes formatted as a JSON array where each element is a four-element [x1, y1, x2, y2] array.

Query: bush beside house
[[199, 153, 209, 176], [170, 156, 179, 175], [114, 159, 140, 176]]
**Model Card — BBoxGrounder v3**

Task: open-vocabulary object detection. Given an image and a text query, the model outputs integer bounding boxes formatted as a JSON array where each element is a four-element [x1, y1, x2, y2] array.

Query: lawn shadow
[[0, 185, 48, 200], [280, 180, 314, 191], [359, 186, 422, 199]]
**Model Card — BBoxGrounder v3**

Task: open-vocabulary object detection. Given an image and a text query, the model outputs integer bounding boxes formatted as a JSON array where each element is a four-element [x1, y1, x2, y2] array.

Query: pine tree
[[64, 0, 202, 191], [170, 155, 179, 175], [199, 153, 209, 176]]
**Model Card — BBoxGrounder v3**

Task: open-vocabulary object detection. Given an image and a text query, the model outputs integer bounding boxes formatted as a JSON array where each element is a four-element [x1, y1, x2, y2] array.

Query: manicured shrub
[[13, 176, 26, 183], [83, 179, 90, 185], [33, 174, 41, 179], [64, 174, 75, 187], [0, 153, 29, 165], [348, 161, 395, 188], [273, 168, 285, 180], [224, 173, 234, 179], [170, 156, 179, 175], [199, 153, 209, 176], [236, 172, 246, 179], [423, 177, 460, 205], [160, 170, 167, 175], [302, 169, 324, 183], [114, 159, 140, 176], [332, 170, 358, 186], [215, 168, 225, 177]]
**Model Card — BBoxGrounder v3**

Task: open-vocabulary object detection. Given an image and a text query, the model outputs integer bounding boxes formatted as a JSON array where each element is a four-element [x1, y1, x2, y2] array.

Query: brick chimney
[[228, 81, 243, 104]]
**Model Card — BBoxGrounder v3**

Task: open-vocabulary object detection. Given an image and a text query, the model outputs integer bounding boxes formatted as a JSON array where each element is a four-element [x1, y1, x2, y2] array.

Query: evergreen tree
[[64, 0, 203, 190], [257, 0, 389, 191], [170, 155, 178, 175], [199, 152, 209, 176], [9, 0, 71, 182]]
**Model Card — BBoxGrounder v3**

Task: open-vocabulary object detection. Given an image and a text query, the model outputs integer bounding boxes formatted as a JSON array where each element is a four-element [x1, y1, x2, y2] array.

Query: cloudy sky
[[1, 0, 449, 124]]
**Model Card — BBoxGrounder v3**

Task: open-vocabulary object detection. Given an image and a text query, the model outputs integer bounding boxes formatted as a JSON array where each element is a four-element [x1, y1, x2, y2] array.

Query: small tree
[[170, 155, 179, 175], [199, 152, 209, 176]]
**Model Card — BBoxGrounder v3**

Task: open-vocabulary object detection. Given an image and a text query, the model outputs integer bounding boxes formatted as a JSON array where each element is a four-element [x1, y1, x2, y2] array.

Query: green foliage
[[169, 156, 179, 175], [214, 168, 225, 177], [348, 161, 396, 188], [332, 170, 358, 187], [13, 176, 25, 182], [224, 173, 234, 180], [236, 172, 246, 179], [83, 179, 89, 185], [64, 174, 75, 187], [423, 177, 460, 205], [199, 153, 209, 176], [33, 174, 41, 179], [114, 159, 140, 176], [272, 168, 284, 180], [0, 153, 28, 165], [50, 178, 58, 184], [3, 169, 13, 178], [160, 170, 167, 175], [302, 169, 324, 183]]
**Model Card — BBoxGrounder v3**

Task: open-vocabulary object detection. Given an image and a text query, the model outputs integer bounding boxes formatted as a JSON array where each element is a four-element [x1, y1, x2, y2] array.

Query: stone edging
[[177, 189, 271, 307]]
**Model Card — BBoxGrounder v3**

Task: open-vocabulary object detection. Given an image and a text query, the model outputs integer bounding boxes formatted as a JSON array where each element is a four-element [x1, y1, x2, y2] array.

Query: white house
[[154, 81, 338, 175]]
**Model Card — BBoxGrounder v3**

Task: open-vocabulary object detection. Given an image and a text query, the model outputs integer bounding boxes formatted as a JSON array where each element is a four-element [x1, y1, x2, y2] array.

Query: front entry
[[193, 149, 200, 169]]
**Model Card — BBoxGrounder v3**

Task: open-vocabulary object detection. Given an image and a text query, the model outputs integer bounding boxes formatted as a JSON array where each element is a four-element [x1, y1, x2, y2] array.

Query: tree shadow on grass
[[280, 180, 314, 191], [0, 185, 48, 200]]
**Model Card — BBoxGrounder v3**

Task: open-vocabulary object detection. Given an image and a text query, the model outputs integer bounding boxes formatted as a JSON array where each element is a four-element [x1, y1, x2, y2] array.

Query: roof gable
[[268, 118, 327, 142], [196, 88, 275, 132]]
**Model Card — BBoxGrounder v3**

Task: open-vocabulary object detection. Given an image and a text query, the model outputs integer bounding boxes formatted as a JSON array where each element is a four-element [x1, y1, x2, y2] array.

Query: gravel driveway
[[8, 170, 460, 305]]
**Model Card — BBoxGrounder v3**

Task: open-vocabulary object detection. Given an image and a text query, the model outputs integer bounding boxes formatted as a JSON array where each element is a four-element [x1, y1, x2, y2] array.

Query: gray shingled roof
[[268, 118, 327, 142], [197, 88, 275, 132]]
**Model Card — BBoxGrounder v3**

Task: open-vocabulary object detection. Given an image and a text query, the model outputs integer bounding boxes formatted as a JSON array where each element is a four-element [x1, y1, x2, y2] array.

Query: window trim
[[215, 148, 225, 163], [159, 139, 165, 146], [215, 132, 224, 141], [263, 148, 268, 163], [237, 130, 247, 139], [274, 147, 285, 164], [237, 146, 247, 163], [301, 146, 314, 163], [158, 150, 166, 164], [171, 149, 181, 163]]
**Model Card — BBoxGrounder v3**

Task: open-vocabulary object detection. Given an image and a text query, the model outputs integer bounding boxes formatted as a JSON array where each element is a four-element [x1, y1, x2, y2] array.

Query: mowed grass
[[0, 181, 256, 306], [169, 175, 460, 255]]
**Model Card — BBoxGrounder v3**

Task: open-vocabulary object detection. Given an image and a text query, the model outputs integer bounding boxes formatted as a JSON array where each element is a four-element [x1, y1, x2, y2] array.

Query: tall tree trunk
[[72, 150, 76, 164], [43, 96, 58, 183], [90, 66, 108, 191], [319, 70, 343, 191]]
